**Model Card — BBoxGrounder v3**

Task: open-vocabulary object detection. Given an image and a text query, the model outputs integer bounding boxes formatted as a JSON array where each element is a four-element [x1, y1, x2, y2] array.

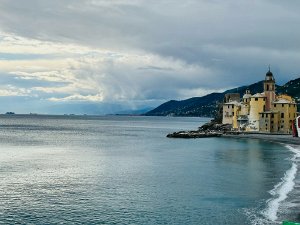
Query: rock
[[198, 120, 232, 132], [166, 130, 222, 138]]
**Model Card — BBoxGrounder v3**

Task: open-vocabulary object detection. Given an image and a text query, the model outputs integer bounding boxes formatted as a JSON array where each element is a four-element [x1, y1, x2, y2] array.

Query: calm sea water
[[0, 115, 299, 224]]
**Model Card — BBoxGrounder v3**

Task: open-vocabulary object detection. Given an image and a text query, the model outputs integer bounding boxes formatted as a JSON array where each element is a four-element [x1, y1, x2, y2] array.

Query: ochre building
[[222, 69, 297, 134]]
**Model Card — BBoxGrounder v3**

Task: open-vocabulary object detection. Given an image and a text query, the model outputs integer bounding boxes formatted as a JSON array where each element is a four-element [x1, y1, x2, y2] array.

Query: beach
[[223, 132, 300, 223], [223, 133, 300, 146]]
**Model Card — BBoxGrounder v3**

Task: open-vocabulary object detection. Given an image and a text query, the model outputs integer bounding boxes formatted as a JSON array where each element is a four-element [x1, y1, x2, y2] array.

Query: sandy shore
[[222, 133, 300, 146]]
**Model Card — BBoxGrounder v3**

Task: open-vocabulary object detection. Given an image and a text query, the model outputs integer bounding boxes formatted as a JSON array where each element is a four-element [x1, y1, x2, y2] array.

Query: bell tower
[[263, 66, 276, 111]]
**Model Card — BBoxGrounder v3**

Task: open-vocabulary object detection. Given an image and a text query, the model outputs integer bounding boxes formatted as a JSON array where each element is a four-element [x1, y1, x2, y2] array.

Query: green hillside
[[145, 78, 300, 117]]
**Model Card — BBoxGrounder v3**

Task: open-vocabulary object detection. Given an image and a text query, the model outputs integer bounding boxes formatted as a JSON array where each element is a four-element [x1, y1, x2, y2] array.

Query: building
[[222, 69, 298, 134]]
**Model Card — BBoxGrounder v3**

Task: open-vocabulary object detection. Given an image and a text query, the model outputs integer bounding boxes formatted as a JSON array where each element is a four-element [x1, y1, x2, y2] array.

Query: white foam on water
[[263, 145, 300, 222]]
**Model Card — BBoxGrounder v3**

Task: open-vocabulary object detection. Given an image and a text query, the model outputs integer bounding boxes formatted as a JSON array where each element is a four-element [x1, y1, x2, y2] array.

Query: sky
[[0, 0, 299, 114]]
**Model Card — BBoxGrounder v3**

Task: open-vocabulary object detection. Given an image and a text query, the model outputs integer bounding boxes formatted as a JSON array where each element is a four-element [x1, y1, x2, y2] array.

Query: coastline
[[222, 133, 300, 146], [222, 132, 300, 224]]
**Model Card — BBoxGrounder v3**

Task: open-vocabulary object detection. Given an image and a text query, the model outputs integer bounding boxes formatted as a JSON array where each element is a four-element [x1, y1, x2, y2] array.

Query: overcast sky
[[0, 0, 299, 114]]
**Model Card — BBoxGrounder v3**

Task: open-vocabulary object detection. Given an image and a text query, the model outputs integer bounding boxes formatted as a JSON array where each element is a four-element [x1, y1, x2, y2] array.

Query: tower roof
[[265, 66, 275, 81], [266, 69, 273, 77]]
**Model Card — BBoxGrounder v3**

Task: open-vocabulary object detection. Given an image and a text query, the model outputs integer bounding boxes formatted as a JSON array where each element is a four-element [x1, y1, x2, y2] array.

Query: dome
[[266, 70, 273, 77], [265, 67, 274, 81], [243, 93, 252, 99]]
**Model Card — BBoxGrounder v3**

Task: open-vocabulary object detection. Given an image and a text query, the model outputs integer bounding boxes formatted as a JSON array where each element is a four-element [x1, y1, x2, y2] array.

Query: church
[[222, 69, 298, 133]]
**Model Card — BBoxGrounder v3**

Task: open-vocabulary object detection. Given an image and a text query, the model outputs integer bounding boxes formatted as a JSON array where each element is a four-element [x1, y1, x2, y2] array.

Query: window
[[274, 104, 276, 107], [232, 105, 234, 109], [267, 84, 269, 91], [255, 98, 258, 101], [232, 112, 234, 116], [228, 105, 229, 109], [281, 113, 284, 118], [282, 104, 284, 107]]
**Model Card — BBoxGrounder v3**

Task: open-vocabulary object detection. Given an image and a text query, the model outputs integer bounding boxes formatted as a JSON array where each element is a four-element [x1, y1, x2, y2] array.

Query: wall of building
[[222, 104, 234, 125], [259, 112, 279, 133], [240, 100, 250, 116], [247, 97, 265, 131], [222, 103, 240, 129], [264, 80, 275, 111], [272, 103, 297, 133]]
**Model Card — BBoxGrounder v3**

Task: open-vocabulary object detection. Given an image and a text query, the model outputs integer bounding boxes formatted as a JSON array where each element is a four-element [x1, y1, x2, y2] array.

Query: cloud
[[0, 31, 221, 103], [0, 0, 299, 114], [48, 93, 104, 102], [0, 85, 31, 97]]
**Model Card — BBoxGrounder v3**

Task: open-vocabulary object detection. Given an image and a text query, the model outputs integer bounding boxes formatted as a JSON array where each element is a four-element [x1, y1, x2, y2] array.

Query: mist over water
[[0, 115, 297, 224]]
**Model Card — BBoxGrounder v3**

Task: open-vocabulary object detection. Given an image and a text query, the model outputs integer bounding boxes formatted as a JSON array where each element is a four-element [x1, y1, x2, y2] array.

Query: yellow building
[[259, 111, 279, 133], [271, 98, 297, 133], [222, 101, 240, 129], [247, 93, 266, 131], [222, 69, 298, 133]]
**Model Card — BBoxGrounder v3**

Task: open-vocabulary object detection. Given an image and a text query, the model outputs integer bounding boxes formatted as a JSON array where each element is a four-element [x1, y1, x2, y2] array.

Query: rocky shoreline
[[166, 131, 222, 138], [166, 120, 230, 139]]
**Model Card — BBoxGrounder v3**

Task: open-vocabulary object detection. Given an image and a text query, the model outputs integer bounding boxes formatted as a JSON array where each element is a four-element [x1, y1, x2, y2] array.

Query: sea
[[0, 115, 299, 225]]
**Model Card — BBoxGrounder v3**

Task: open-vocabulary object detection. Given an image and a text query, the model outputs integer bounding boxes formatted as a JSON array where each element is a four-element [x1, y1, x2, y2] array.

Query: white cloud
[[0, 31, 220, 104], [48, 93, 104, 102], [0, 31, 95, 55], [0, 85, 31, 97]]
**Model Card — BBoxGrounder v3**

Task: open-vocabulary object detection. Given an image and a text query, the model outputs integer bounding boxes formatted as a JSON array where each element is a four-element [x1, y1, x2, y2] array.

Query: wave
[[263, 145, 300, 222]]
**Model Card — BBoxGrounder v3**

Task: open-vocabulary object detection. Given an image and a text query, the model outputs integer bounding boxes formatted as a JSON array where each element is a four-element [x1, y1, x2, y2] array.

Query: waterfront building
[[222, 69, 298, 134], [222, 101, 240, 128]]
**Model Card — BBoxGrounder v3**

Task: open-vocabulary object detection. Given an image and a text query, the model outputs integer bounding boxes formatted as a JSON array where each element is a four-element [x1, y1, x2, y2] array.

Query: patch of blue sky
[[0, 53, 54, 60], [0, 73, 69, 88]]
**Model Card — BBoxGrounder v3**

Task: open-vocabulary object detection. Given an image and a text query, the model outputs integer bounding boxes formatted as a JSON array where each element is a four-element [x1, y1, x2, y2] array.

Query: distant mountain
[[145, 78, 300, 117], [277, 77, 300, 101], [114, 107, 154, 115]]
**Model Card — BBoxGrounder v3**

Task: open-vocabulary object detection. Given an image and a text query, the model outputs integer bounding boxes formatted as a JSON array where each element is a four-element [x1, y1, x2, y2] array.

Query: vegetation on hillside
[[145, 78, 300, 117]]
